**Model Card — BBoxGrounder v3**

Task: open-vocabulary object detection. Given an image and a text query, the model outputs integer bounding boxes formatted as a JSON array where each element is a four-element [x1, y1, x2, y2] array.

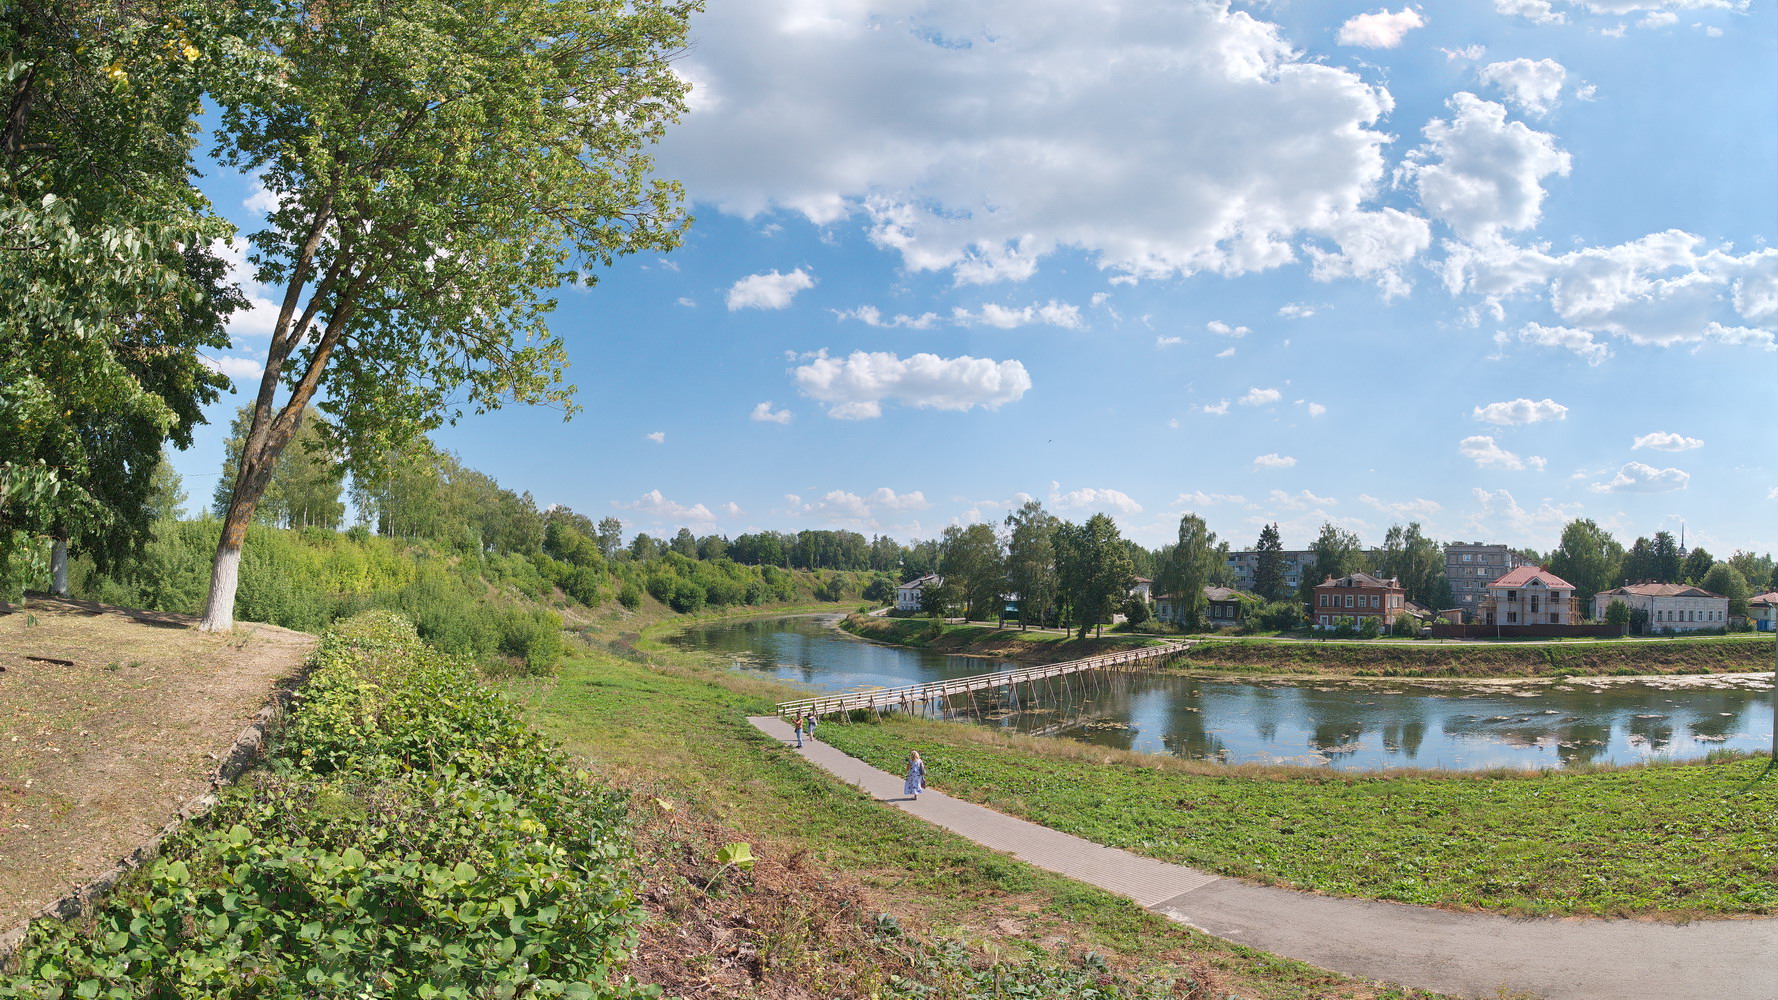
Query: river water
[[667, 615, 1777, 771]]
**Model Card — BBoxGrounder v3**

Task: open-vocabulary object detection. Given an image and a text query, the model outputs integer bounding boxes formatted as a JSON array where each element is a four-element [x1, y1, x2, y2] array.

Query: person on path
[[794, 714, 805, 748], [807, 714, 819, 742], [904, 750, 925, 800]]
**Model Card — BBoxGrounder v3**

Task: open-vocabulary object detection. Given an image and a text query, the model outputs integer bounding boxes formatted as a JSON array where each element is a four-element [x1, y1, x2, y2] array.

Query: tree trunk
[[199, 422, 294, 631], [49, 534, 68, 597]]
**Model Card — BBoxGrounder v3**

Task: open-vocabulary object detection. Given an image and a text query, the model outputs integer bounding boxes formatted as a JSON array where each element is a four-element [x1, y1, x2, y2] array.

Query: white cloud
[[1268, 488, 1337, 510], [786, 488, 931, 528], [655, 2, 1403, 286], [1215, 347, 1236, 359], [1277, 303, 1316, 318], [1239, 386, 1282, 406], [834, 305, 940, 329], [1305, 207, 1433, 297], [1467, 488, 1578, 546], [676, 296, 697, 308], [213, 238, 281, 337], [1459, 434, 1544, 471], [1638, 11, 1678, 27], [791, 349, 1032, 419], [719, 502, 744, 518], [1305, 402, 1328, 417], [1513, 322, 1612, 365], [645, 431, 666, 444], [1337, 8, 1427, 48], [243, 179, 288, 217], [1444, 233, 1777, 351], [750, 401, 793, 424], [1495, 0, 1565, 24], [1359, 494, 1444, 518], [1768, 487, 1778, 501], [1048, 480, 1143, 515], [953, 300, 1083, 329], [201, 354, 263, 382], [614, 490, 717, 527], [1174, 490, 1246, 507], [1253, 453, 1297, 469], [1590, 462, 1690, 493], [727, 268, 816, 310], [1478, 58, 1568, 116], [1207, 320, 1250, 337], [1199, 400, 1231, 415], [1402, 93, 1571, 241], [1473, 397, 1569, 424], [1632, 431, 1703, 451], [1599, 23, 1627, 37], [1442, 44, 1488, 61], [1156, 335, 1184, 347]]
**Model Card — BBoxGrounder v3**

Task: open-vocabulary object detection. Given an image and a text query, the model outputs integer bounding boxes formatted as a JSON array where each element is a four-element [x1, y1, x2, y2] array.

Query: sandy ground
[[0, 597, 315, 931]]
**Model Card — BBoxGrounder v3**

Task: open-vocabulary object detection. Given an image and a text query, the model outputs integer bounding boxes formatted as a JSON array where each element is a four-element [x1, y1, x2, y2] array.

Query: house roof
[[896, 574, 941, 590], [1748, 591, 1778, 607], [1596, 582, 1726, 599], [1316, 572, 1402, 590], [1154, 586, 1251, 601], [1486, 565, 1576, 591]]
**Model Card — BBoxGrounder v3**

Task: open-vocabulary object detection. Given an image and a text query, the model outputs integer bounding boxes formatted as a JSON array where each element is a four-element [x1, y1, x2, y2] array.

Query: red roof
[[1487, 565, 1575, 590]]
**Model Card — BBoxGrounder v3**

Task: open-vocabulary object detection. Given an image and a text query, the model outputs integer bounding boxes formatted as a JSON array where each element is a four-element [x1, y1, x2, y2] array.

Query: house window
[[1508, 612, 1517, 623], [1507, 590, 1517, 602], [1319, 595, 1328, 607], [1463, 554, 1472, 563], [1530, 597, 1539, 613], [1345, 595, 1354, 608], [1550, 612, 1558, 623]]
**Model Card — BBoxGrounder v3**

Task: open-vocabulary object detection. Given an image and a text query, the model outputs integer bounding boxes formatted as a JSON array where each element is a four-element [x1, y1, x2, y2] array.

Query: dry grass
[[0, 596, 315, 930]]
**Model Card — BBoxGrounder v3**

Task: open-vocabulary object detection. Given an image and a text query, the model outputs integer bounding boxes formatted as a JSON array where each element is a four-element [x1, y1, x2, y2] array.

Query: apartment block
[[1444, 542, 1523, 612], [1223, 549, 1315, 595]]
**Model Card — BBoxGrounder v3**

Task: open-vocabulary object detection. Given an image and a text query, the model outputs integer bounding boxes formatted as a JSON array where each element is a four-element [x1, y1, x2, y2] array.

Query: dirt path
[[0, 597, 315, 931]]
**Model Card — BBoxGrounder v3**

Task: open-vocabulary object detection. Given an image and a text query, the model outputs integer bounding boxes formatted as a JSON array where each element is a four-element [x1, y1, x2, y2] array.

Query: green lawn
[[508, 646, 1445, 1000], [819, 716, 1778, 918]]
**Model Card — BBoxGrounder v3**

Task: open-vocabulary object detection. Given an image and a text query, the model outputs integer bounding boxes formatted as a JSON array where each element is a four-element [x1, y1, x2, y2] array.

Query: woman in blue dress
[[904, 750, 925, 800]]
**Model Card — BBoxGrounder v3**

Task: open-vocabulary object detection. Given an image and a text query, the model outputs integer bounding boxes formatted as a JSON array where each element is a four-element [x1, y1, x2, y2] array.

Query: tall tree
[[213, 405, 346, 530], [1728, 551, 1774, 595], [1055, 514, 1133, 638], [1621, 536, 1657, 585], [145, 451, 188, 524], [1155, 513, 1219, 631], [1650, 531, 1682, 584], [197, 0, 694, 629], [1004, 500, 1059, 630], [1302, 522, 1364, 600], [670, 527, 698, 558], [1252, 523, 1285, 601], [596, 517, 625, 559], [1681, 546, 1715, 585], [1700, 563, 1751, 619], [939, 522, 1005, 621], [1549, 518, 1625, 607], [2, 5, 238, 597]]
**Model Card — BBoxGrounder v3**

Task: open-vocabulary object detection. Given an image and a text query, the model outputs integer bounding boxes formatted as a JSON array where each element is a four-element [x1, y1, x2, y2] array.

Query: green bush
[[0, 612, 649, 999]]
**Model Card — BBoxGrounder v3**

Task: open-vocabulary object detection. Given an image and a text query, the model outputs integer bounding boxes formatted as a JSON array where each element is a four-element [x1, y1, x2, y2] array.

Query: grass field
[[817, 715, 1778, 919], [508, 640, 1447, 999]]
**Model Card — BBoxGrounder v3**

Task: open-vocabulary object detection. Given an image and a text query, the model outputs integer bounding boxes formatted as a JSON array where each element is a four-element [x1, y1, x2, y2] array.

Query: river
[[667, 615, 1777, 771]]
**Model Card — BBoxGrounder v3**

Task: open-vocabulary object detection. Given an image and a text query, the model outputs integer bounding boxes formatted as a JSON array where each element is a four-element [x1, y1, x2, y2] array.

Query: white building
[[1129, 577, 1152, 601], [1592, 583, 1730, 632], [1480, 566, 1579, 626], [895, 574, 941, 612]]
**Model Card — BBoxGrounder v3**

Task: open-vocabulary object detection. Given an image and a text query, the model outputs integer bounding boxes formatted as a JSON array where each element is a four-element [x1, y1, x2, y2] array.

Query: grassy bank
[[841, 612, 1164, 664], [510, 636, 1444, 999], [1175, 633, 1776, 678], [817, 715, 1778, 919]]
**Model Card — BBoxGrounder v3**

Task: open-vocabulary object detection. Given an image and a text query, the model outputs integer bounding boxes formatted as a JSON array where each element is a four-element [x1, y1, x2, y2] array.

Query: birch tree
[[199, 0, 695, 629]]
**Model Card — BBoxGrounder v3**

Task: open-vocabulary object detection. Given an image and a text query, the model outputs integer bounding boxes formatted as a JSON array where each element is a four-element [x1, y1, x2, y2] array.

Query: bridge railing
[[774, 641, 1183, 716]]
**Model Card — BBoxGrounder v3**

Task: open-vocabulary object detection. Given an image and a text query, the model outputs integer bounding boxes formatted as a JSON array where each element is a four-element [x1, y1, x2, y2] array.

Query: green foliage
[[1252, 600, 1304, 632], [1055, 514, 1133, 639], [1604, 599, 1632, 627], [1700, 561, 1750, 618], [1392, 612, 1418, 636], [1154, 514, 1218, 631], [1550, 519, 1625, 606], [1004, 500, 1060, 629], [1356, 615, 1382, 639], [0, 613, 651, 998], [212, 404, 345, 529], [939, 523, 1004, 621], [1252, 522, 1285, 602], [1121, 594, 1152, 626]]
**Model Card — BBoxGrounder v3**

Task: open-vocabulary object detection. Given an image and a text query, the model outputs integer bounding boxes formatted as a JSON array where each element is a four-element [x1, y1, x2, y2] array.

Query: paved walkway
[[751, 716, 1778, 1000]]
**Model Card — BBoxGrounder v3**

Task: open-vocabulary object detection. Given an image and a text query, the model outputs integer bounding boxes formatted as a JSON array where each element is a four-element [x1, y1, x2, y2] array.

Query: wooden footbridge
[[775, 642, 1188, 719]]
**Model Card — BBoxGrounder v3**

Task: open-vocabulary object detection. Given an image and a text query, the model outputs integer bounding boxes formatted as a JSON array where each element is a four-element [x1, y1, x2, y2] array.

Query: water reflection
[[670, 616, 1776, 771]]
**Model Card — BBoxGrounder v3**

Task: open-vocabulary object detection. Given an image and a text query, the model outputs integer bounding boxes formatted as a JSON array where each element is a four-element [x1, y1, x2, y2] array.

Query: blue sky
[[177, 0, 1778, 556]]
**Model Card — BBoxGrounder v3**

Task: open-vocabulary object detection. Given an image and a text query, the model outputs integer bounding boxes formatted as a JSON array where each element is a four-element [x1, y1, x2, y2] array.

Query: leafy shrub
[[617, 581, 643, 610], [0, 613, 650, 999]]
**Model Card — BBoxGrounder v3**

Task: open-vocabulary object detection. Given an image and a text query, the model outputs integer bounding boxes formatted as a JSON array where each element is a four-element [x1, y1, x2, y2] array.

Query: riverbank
[[841, 612, 1165, 664], [845, 612, 1776, 678], [817, 713, 1778, 920], [514, 616, 1449, 999]]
